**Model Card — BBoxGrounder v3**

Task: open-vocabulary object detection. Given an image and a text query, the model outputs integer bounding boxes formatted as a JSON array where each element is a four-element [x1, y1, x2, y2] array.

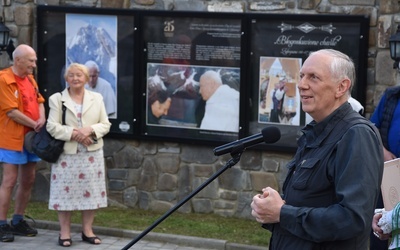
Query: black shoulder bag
[[25, 93, 66, 163]]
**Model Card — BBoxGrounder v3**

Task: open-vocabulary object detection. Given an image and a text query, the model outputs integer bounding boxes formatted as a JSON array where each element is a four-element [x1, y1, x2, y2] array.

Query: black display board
[[37, 6, 369, 151]]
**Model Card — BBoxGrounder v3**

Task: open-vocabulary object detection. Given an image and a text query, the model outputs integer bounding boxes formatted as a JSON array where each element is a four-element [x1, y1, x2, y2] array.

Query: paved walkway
[[0, 220, 267, 250], [0, 229, 211, 250]]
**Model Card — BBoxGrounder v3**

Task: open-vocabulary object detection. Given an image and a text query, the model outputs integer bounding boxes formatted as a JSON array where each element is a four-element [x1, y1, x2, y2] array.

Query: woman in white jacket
[[46, 63, 111, 247]]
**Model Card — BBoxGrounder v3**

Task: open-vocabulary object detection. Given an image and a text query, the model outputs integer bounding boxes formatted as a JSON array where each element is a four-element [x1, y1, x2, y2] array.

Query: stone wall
[[1, 0, 398, 220]]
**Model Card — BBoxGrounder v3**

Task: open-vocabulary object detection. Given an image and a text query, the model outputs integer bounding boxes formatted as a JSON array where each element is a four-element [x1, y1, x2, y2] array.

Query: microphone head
[[261, 126, 281, 143]]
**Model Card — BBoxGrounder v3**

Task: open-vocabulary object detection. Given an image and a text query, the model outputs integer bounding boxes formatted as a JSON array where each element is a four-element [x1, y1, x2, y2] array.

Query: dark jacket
[[264, 103, 384, 250]]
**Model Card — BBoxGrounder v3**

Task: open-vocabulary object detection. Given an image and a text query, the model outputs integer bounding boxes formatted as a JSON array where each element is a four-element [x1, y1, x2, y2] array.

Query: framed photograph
[[36, 5, 136, 137], [258, 57, 302, 126], [245, 14, 369, 152], [65, 13, 118, 119], [138, 11, 243, 145]]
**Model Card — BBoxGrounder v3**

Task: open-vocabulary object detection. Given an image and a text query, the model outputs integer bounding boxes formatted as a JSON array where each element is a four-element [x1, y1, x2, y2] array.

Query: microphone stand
[[121, 145, 245, 250]]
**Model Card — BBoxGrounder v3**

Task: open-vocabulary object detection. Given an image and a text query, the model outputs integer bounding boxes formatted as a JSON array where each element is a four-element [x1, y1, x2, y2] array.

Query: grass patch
[[22, 201, 270, 247]]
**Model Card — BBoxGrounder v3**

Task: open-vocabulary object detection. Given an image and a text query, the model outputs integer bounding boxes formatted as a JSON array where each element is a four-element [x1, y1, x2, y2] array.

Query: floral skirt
[[48, 148, 107, 211]]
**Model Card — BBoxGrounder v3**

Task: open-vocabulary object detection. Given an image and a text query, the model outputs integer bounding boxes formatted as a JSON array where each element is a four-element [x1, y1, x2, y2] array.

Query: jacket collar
[[61, 88, 95, 115]]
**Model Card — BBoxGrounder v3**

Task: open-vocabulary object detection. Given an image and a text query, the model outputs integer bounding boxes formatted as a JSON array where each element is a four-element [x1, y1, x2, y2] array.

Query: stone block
[[240, 151, 262, 171], [4, 6, 14, 22], [192, 164, 214, 177], [139, 191, 150, 210], [101, 0, 127, 8], [316, 2, 343, 13], [249, 1, 286, 11], [108, 180, 127, 191], [250, 172, 278, 191], [18, 26, 32, 45], [214, 200, 235, 209], [14, 5, 33, 25], [126, 169, 141, 186], [138, 173, 157, 191], [77, 0, 98, 7], [31, 170, 50, 202], [103, 139, 125, 157], [219, 190, 238, 200], [35, 0, 60, 5], [369, 28, 376, 47], [207, 1, 243, 12], [235, 192, 253, 219], [181, 146, 217, 164], [108, 197, 127, 208], [365, 6, 378, 27], [192, 198, 212, 213], [168, 0, 206, 11], [377, 15, 393, 49], [218, 167, 251, 191], [158, 173, 177, 191], [140, 141, 157, 155], [155, 154, 180, 173], [15, 0, 31, 3], [142, 157, 157, 175], [2, 0, 11, 6], [158, 143, 180, 154], [376, 50, 396, 85], [380, 0, 400, 14], [298, 0, 322, 10], [330, 0, 374, 5], [177, 202, 192, 213], [367, 68, 375, 86], [262, 157, 280, 172], [153, 191, 176, 202], [0, 53, 11, 68], [113, 145, 143, 169], [123, 186, 138, 207], [178, 164, 191, 190], [105, 156, 115, 169], [193, 176, 219, 199], [108, 169, 129, 179], [151, 200, 173, 212], [108, 191, 124, 204], [6, 24, 18, 39], [134, 0, 154, 5]]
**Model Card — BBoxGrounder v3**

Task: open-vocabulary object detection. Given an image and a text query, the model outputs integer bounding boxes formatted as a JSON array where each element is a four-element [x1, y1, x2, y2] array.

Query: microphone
[[213, 126, 281, 156]]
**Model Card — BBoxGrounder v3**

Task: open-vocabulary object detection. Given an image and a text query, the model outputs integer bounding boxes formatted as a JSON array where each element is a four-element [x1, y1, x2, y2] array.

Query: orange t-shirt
[[15, 75, 40, 133], [0, 67, 45, 151]]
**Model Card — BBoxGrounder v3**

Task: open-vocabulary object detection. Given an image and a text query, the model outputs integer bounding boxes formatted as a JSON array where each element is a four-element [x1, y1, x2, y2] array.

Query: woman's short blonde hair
[[64, 63, 90, 82]]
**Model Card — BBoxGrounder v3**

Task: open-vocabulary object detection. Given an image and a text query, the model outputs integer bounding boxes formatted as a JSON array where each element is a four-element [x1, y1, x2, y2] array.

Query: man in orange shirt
[[0, 44, 45, 243]]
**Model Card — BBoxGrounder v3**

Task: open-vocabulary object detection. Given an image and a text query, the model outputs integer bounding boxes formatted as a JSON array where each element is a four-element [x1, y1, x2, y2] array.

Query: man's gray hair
[[84, 60, 100, 72], [310, 49, 355, 93]]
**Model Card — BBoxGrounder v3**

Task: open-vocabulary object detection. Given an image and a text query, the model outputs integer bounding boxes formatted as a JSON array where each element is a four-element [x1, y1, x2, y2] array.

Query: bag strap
[[60, 92, 66, 125]]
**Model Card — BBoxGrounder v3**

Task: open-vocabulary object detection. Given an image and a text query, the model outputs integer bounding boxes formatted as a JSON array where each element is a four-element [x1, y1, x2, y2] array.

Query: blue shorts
[[0, 147, 41, 165]]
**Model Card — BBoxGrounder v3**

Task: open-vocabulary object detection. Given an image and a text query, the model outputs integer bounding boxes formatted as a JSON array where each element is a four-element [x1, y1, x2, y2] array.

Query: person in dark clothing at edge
[[369, 84, 400, 249], [251, 49, 384, 250]]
